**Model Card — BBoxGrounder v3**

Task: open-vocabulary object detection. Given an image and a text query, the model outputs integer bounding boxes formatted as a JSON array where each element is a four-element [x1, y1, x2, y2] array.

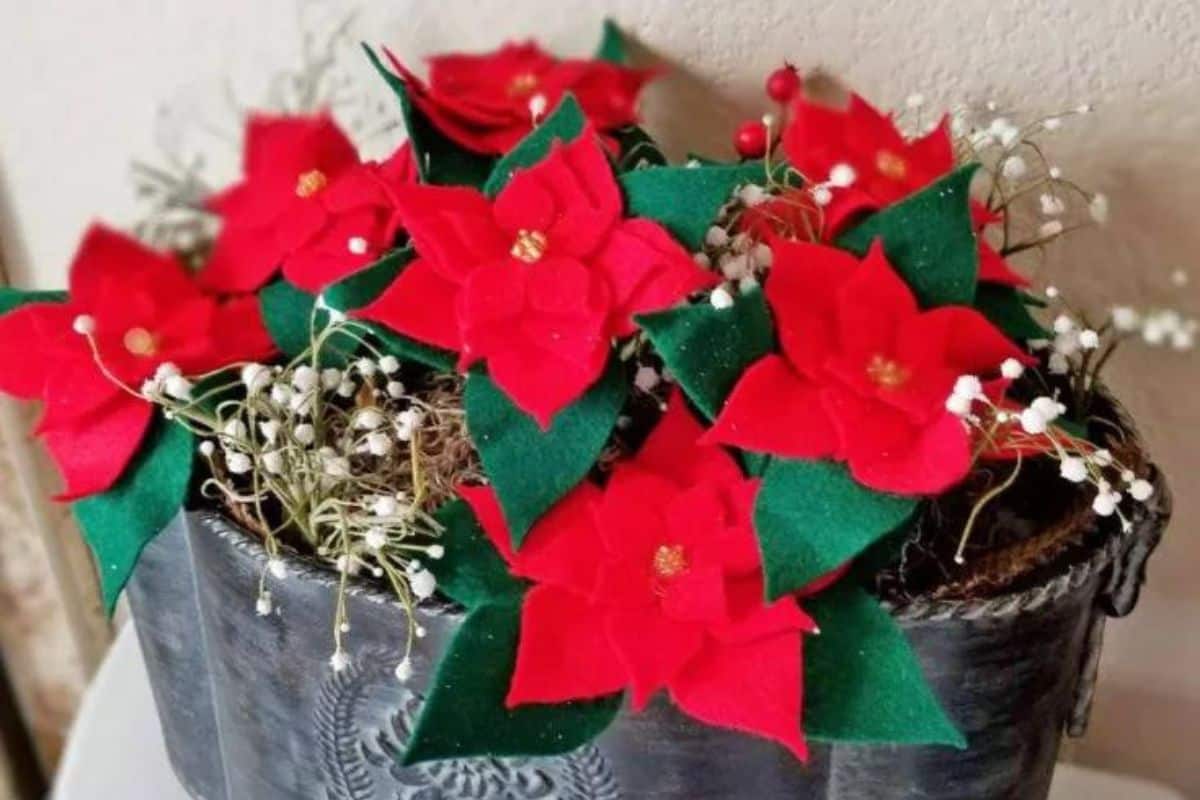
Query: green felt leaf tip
[[323, 247, 412, 312], [429, 499, 526, 608], [636, 287, 775, 420], [465, 358, 626, 548], [753, 459, 917, 600], [259, 279, 357, 366], [620, 161, 772, 251], [594, 18, 628, 64], [73, 419, 194, 615], [837, 165, 981, 308], [0, 288, 67, 315], [402, 602, 622, 765], [483, 94, 587, 196], [974, 283, 1049, 342], [803, 580, 965, 748], [362, 44, 494, 189]]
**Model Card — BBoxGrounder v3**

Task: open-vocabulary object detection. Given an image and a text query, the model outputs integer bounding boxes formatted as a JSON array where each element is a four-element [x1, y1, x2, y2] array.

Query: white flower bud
[[1129, 479, 1154, 502], [379, 355, 401, 374], [386, 381, 405, 399], [241, 363, 272, 395], [164, 375, 193, 400], [737, 184, 767, 206], [811, 185, 833, 206], [329, 650, 351, 673], [953, 375, 983, 399], [704, 226, 729, 247], [270, 383, 293, 406], [320, 368, 342, 390], [354, 357, 376, 377], [366, 431, 393, 456], [750, 242, 773, 269], [364, 527, 388, 551], [372, 495, 399, 517], [336, 380, 356, 398], [634, 366, 660, 392], [1047, 352, 1070, 374], [154, 362, 181, 381], [710, 287, 735, 310], [1031, 396, 1065, 421], [1019, 408, 1048, 435], [1053, 314, 1075, 335], [322, 455, 351, 478], [410, 569, 437, 600], [294, 423, 315, 446], [1078, 329, 1100, 350], [394, 658, 413, 683], [292, 365, 319, 392], [256, 592, 273, 617], [1059, 457, 1088, 483], [72, 314, 96, 335], [1111, 306, 1139, 332], [259, 420, 281, 444], [355, 408, 385, 430], [226, 451, 252, 474], [1001, 155, 1027, 180], [1091, 448, 1113, 467], [829, 163, 857, 188], [1091, 491, 1117, 517], [198, 440, 215, 457], [1039, 194, 1065, 216], [268, 558, 288, 580], [347, 236, 369, 255], [1088, 193, 1109, 224], [1000, 358, 1025, 379], [945, 392, 973, 417], [428, 544, 445, 560], [1039, 220, 1064, 238], [262, 450, 284, 474]]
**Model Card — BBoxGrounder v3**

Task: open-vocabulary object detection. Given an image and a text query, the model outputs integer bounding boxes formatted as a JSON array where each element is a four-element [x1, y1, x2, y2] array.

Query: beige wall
[[1, 0, 1197, 793]]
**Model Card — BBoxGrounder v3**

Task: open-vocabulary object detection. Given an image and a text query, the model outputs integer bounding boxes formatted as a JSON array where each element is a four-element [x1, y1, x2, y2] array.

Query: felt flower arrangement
[[0, 18, 1177, 771]]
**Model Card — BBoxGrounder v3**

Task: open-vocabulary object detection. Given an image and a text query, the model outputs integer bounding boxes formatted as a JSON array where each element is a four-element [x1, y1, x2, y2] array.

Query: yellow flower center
[[875, 149, 909, 182], [123, 327, 158, 357], [510, 229, 549, 263], [507, 72, 539, 97], [295, 169, 328, 198], [653, 544, 688, 580], [866, 354, 911, 389]]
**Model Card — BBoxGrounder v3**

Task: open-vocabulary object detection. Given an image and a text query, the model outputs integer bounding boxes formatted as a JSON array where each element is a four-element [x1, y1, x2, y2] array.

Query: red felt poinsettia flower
[[355, 132, 715, 427], [703, 238, 1029, 494], [199, 113, 417, 294], [779, 93, 1026, 287], [381, 42, 654, 155], [0, 225, 276, 499], [460, 393, 817, 760]]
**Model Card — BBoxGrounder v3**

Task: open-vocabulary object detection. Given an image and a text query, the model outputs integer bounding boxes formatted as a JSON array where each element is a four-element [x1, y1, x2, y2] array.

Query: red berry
[[765, 66, 800, 104], [733, 120, 767, 159]]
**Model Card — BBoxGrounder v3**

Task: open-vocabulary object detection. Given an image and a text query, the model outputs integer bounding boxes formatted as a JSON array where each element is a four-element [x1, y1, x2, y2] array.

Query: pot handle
[[1066, 466, 1172, 736]]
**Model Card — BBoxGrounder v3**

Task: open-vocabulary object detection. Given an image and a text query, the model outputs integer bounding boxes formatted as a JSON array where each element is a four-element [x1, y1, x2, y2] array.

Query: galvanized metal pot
[[127, 468, 1169, 800]]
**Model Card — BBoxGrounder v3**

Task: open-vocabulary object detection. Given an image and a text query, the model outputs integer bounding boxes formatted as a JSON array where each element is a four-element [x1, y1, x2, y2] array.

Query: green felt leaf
[[974, 283, 1048, 342], [483, 94, 586, 196], [403, 602, 622, 765], [363, 44, 495, 188], [612, 125, 668, 173], [594, 18, 628, 63], [803, 580, 965, 747], [466, 358, 626, 548], [0, 288, 66, 315], [259, 279, 357, 366], [323, 247, 412, 311], [837, 165, 981, 308], [73, 420, 194, 615], [365, 323, 456, 372], [620, 161, 771, 250], [753, 459, 917, 600], [636, 287, 775, 420], [430, 499, 526, 608]]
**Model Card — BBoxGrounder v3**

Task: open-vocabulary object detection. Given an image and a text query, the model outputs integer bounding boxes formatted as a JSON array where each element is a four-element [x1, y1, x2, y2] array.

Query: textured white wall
[[2, 0, 1198, 793]]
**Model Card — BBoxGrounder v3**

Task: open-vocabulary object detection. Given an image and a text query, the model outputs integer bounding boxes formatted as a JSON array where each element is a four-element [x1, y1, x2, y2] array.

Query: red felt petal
[[354, 258, 463, 352], [825, 387, 972, 495], [509, 482, 607, 593], [899, 306, 1029, 378], [506, 584, 626, 707], [702, 355, 839, 459], [592, 465, 675, 561], [457, 484, 518, 565], [765, 239, 856, 376], [671, 632, 809, 762], [390, 184, 508, 283], [835, 241, 917, 362], [493, 134, 622, 260], [70, 225, 195, 307], [717, 577, 817, 645], [553, 60, 654, 131], [0, 302, 78, 399], [661, 563, 729, 625], [242, 112, 358, 179], [199, 221, 286, 293], [591, 219, 717, 337], [210, 294, 278, 366], [635, 391, 745, 488], [485, 336, 610, 429], [977, 241, 1029, 287], [281, 207, 389, 292], [605, 607, 705, 710], [39, 389, 155, 500]]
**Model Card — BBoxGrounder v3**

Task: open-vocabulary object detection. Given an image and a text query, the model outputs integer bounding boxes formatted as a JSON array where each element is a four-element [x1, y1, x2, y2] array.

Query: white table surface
[[54, 623, 1186, 800]]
